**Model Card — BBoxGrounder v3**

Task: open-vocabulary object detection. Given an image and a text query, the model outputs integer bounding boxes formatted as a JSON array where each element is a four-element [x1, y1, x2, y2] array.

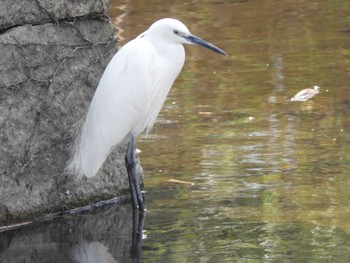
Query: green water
[[109, 0, 350, 262]]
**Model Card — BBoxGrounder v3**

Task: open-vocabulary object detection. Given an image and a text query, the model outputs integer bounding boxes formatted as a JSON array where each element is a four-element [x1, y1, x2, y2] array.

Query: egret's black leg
[[125, 134, 145, 212]]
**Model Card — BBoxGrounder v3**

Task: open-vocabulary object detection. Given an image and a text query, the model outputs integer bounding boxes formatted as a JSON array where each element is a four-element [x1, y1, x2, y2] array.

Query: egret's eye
[[173, 29, 179, 35]]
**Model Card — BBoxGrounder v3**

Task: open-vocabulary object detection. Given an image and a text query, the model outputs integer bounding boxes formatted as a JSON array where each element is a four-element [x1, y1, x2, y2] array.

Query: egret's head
[[146, 18, 227, 56]]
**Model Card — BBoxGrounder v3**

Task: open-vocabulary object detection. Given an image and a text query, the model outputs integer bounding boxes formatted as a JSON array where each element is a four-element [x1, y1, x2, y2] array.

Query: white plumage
[[67, 18, 226, 179]]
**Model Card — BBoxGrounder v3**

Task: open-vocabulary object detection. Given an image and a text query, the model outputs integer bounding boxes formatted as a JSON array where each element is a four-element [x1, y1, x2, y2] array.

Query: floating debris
[[198, 111, 213, 115], [291, 85, 320, 101], [166, 178, 195, 185]]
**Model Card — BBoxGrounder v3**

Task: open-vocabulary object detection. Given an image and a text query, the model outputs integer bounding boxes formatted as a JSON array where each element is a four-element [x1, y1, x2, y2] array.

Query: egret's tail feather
[[66, 119, 90, 178], [66, 114, 112, 179]]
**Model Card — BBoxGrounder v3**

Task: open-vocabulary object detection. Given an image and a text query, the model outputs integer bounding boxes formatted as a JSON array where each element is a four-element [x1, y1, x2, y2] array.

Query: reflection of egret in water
[[291, 86, 320, 101], [72, 242, 116, 263], [131, 210, 145, 263], [71, 204, 145, 263]]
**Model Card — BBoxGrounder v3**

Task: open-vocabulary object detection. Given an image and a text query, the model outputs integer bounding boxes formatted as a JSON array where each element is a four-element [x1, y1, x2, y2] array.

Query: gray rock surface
[[0, 0, 108, 30], [0, 0, 143, 224]]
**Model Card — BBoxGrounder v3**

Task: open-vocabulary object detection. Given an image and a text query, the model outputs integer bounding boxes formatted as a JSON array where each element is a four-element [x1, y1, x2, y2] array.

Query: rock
[[0, 1, 143, 224], [0, 0, 108, 30]]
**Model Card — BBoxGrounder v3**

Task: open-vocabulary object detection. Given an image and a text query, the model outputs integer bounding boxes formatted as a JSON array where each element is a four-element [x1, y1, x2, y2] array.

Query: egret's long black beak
[[184, 34, 227, 56]]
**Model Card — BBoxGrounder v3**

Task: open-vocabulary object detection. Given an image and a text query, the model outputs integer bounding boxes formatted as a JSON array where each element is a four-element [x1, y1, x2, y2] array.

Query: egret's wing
[[69, 38, 156, 177], [90, 38, 156, 140]]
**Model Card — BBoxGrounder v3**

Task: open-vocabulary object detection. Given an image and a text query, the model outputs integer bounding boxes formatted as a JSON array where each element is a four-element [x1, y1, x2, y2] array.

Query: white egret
[[67, 18, 227, 211]]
